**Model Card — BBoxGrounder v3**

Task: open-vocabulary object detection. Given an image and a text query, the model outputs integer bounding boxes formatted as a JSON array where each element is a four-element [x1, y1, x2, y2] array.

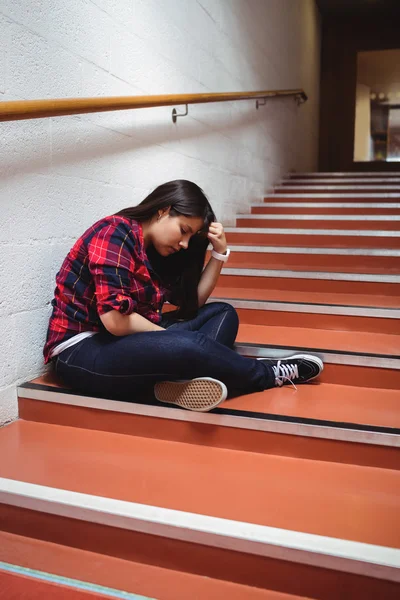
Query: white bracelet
[[211, 248, 230, 263]]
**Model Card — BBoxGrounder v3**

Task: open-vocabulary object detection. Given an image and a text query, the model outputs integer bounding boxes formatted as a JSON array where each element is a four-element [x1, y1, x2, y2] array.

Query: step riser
[[17, 397, 400, 469], [236, 218, 400, 230], [3, 504, 397, 599], [264, 196, 400, 203], [284, 178, 400, 183], [281, 182, 400, 187], [222, 252, 400, 273], [320, 362, 400, 390], [289, 173, 400, 178], [252, 207, 400, 215], [275, 188, 400, 194], [226, 232, 400, 248], [219, 274, 400, 296], [235, 308, 400, 335]]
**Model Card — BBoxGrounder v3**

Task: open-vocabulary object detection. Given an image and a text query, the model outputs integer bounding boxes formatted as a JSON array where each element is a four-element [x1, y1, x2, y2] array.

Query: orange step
[[212, 284, 400, 309], [236, 322, 399, 358], [236, 217, 400, 230], [225, 230, 400, 248], [275, 188, 400, 194], [18, 375, 400, 469], [0, 533, 292, 600], [234, 306, 400, 335], [263, 196, 400, 203], [3, 505, 397, 600], [281, 181, 400, 187], [287, 173, 400, 179], [252, 206, 400, 215], [218, 273, 399, 297], [0, 570, 109, 600], [1, 421, 399, 549], [221, 251, 400, 274]]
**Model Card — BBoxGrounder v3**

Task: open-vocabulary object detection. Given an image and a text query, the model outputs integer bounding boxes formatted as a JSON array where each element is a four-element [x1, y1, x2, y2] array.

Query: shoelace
[[273, 361, 298, 390]]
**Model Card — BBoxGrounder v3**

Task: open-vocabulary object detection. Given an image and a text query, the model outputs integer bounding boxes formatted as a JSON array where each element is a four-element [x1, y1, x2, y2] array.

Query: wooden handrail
[[0, 89, 307, 122]]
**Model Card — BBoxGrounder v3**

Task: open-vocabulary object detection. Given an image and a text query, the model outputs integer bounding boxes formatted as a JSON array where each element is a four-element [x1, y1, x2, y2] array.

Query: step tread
[[24, 373, 400, 430], [0, 420, 399, 548], [212, 287, 400, 309], [0, 532, 292, 600], [236, 324, 400, 356], [226, 381, 400, 428], [223, 257, 400, 275]]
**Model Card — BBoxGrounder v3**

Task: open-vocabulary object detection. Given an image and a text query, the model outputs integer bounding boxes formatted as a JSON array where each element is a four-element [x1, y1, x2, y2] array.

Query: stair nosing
[[17, 385, 400, 447], [1, 477, 399, 580]]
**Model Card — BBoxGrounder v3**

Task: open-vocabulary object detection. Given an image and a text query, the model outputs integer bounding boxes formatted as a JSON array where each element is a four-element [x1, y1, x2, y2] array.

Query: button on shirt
[[43, 216, 168, 363]]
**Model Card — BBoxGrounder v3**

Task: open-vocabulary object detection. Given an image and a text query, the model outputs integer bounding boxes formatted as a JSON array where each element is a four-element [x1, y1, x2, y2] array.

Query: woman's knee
[[205, 301, 238, 321], [217, 302, 239, 329]]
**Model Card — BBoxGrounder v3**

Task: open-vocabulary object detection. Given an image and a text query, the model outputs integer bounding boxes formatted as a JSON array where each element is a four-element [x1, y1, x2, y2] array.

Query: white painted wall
[[0, 0, 321, 425], [354, 83, 371, 161]]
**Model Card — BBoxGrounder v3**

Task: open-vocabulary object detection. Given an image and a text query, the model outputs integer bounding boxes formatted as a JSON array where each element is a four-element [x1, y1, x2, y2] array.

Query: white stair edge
[[17, 386, 400, 447], [224, 227, 400, 237], [1, 477, 399, 582], [236, 214, 400, 221], [221, 268, 400, 283], [228, 245, 400, 256]]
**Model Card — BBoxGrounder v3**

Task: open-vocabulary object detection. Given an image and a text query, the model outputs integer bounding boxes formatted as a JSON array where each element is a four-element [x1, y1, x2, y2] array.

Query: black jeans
[[55, 302, 275, 401]]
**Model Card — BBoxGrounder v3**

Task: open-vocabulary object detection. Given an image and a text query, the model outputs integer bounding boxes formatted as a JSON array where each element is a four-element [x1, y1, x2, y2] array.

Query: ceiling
[[358, 50, 400, 86], [357, 50, 400, 102], [316, 0, 400, 18]]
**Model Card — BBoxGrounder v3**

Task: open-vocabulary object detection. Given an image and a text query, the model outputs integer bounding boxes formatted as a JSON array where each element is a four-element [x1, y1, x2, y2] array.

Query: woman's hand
[[207, 222, 227, 255]]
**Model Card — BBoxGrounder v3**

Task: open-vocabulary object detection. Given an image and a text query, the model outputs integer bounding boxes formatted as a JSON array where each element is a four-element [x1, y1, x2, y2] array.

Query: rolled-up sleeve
[[88, 222, 137, 316]]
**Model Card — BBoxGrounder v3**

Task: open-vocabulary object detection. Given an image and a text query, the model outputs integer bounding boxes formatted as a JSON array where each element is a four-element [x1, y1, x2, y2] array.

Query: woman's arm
[[100, 310, 164, 336], [197, 222, 228, 307]]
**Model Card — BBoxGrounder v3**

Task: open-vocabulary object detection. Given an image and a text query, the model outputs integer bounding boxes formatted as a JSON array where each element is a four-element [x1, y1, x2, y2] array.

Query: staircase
[[1, 172, 399, 599]]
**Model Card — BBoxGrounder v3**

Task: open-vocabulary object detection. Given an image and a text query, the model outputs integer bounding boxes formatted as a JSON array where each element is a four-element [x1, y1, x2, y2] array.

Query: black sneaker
[[259, 354, 323, 387]]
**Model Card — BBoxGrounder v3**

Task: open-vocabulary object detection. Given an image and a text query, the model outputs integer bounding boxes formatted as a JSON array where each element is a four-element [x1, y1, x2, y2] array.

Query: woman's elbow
[[100, 311, 126, 336]]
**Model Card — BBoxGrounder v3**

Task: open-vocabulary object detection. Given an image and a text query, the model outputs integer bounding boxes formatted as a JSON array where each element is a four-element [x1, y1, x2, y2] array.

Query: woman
[[44, 180, 323, 412]]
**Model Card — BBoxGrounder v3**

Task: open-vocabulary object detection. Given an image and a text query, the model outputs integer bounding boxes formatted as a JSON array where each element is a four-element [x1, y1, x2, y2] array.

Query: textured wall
[[0, 0, 321, 425]]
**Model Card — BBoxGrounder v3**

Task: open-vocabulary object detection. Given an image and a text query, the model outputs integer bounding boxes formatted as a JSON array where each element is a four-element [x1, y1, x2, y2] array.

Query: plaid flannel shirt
[[43, 216, 167, 363]]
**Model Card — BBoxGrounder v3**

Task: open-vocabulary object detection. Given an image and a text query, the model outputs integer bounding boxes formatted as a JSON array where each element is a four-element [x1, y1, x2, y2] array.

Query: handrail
[[0, 88, 307, 122]]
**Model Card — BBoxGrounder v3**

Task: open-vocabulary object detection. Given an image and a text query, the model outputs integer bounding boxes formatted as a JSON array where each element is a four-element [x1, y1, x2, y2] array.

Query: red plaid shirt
[[44, 216, 168, 363]]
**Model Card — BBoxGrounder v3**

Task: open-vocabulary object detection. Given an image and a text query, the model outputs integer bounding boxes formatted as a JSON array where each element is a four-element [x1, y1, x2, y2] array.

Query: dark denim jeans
[[55, 302, 274, 401]]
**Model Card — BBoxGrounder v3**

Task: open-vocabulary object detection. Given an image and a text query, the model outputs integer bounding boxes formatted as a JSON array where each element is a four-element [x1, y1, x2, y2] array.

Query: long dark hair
[[115, 180, 216, 319]]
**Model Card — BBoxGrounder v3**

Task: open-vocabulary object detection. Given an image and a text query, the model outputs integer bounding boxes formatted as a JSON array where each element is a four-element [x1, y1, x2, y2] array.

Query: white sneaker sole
[[154, 377, 228, 412]]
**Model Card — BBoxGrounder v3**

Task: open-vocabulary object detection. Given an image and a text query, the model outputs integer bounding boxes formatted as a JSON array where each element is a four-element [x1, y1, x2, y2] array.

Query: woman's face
[[150, 209, 205, 256]]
